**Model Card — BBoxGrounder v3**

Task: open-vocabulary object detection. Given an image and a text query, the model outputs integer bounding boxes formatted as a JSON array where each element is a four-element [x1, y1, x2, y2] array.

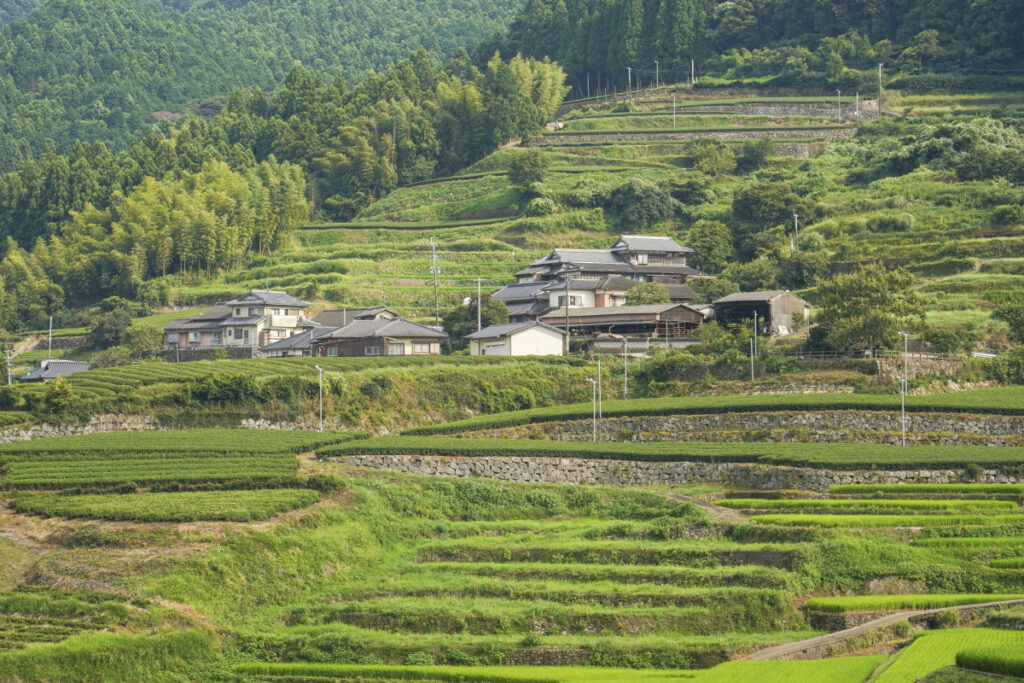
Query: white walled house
[[465, 322, 565, 356], [163, 290, 312, 350]]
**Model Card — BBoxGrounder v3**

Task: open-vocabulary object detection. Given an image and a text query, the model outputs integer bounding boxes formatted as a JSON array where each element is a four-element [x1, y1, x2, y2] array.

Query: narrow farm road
[[664, 492, 746, 523], [742, 599, 1024, 661]]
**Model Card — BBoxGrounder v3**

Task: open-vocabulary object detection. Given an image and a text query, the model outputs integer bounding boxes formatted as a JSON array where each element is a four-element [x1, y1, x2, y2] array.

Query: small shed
[[465, 322, 565, 356], [712, 290, 809, 336], [539, 303, 704, 338]]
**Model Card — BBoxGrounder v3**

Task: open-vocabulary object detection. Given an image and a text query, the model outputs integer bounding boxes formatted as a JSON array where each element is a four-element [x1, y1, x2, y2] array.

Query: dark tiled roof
[[224, 290, 310, 308], [505, 301, 552, 317], [465, 321, 565, 340], [20, 360, 92, 381], [491, 283, 550, 301], [314, 307, 398, 327], [191, 304, 232, 320], [260, 326, 335, 352], [714, 290, 801, 304], [665, 284, 698, 300], [613, 235, 693, 253], [319, 318, 448, 341], [541, 303, 693, 322], [634, 264, 703, 276], [217, 316, 267, 326], [530, 248, 625, 266]]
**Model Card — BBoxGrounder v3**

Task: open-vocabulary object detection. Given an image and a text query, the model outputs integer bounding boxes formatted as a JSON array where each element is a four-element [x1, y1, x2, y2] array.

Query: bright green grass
[[957, 648, 1024, 678], [10, 489, 320, 522], [752, 514, 1024, 528], [719, 499, 1017, 514], [875, 629, 1024, 683], [129, 309, 204, 330], [805, 595, 1024, 613], [913, 537, 1024, 549], [691, 655, 885, 683], [0, 428, 360, 456], [830, 485, 1024, 496], [233, 662, 697, 682], [402, 387, 1024, 435], [3, 455, 297, 488]]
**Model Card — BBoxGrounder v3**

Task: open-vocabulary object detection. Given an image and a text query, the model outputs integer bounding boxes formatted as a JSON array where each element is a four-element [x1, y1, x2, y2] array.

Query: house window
[[635, 253, 648, 265], [273, 309, 281, 315], [249, 307, 258, 317], [166, 333, 180, 344], [189, 332, 200, 343], [327, 347, 339, 357], [365, 345, 380, 356], [235, 308, 242, 317], [557, 295, 582, 307], [414, 343, 431, 354], [212, 331, 223, 345], [226, 329, 232, 338], [389, 343, 406, 356]]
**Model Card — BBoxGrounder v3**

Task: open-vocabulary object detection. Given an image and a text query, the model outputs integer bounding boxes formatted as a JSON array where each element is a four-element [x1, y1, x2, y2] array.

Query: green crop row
[[718, 499, 1017, 514], [323, 436, 1024, 471], [804, 594, 1024, 613], [913, 537, 1024, 548], [752, 514, 1024, 528], [10, 489, 320, 522], [4, 455, 297, 488], [0, 429, 361, 456], [830, 484, 1024, 495], [990, 558, 1024, 568], [956, 649, 1024, 678], [402, 387, 1024, 435], [542, 125, 848, 136]]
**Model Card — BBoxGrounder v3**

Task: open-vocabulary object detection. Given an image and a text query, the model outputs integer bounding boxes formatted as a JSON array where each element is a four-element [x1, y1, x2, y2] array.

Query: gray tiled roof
[[541, 303, 684, 319], [530, 248, 625, 266], [224, 290, 310, 308], [260, 325, 334, 351], [714, 290, 799, 304], [217, 316, 267, 326], [314, 307, 398, 327], [505, 301, 551, 317], [465, 321, 565, 340], [319, 318, 448, 340], [665, 283, 699, 300], [491, 283, 550, 301], [613, 235, 693, 253], [19, 360, 92, 381]]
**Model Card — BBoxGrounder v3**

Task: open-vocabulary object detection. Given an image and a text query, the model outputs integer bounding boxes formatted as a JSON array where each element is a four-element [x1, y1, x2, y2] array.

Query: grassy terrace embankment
[[400, 386, 1024, 435]]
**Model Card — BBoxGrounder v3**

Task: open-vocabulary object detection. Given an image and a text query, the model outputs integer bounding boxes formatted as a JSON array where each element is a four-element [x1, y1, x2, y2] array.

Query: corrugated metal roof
[[19, 360, 92, 381], [542, 303, 683, 318], [225, 290, 310, 307]]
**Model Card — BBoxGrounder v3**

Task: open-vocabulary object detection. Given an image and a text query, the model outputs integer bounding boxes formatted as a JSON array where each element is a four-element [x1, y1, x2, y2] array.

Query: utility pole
[[626, 67, 632, 97], [793, 212, 799, 251], [855, 91, 860, 117], [47, 315, 52, 360], [878, 64, 884, 118], [837, 89, 842, 120], [429, 238, 440, 326], [691, 60, 695, 85], [673, 94, 676, 129], [314, 364, 323, 433], [4, 348, 11, 386], [622, 338, 628, 399], [475, 278, 483, 332], [587, 72, 590, 99], [587, 377, 597, 442], [900, 331, 909, 446], [750, 337, 755, 382], [753, 311, 758, 356], [654, 61, 659, 91], [597, 358, 602, 419]]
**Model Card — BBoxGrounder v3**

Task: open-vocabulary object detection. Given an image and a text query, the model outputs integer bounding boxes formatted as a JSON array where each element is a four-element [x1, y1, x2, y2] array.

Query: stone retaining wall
[[462, 411, 1024, 446], [0, 414, 157, 442], [334, 454, 1021, 492]]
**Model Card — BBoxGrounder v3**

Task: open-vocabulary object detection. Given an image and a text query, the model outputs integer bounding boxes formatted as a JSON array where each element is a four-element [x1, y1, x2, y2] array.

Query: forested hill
[[491, 0, 1024, 90], [0, 0, 523, 170]]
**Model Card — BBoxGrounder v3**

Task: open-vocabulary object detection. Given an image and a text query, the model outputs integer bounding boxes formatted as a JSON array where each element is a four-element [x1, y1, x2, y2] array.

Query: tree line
[[485, 0, 1024, 91], [0, 50, 568, 332]]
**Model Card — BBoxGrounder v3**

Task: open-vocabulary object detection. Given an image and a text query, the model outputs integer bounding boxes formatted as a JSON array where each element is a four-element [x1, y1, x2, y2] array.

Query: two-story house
[[163, 290, 313, 350], [514, 235, 702, 285]]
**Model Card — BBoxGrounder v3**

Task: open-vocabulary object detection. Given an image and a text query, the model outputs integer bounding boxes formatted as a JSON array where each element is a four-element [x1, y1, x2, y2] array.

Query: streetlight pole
[[597, 358, 602, 419], [753, 311, 758, 356], [654, 60, 658, 91], [750, 337, 755, 382], [4, 348, 11, 385], [587, 377, 597, 442], [837, 89, 842, 120], [476, 277, 483, 332], [314, 364, 324, 433]]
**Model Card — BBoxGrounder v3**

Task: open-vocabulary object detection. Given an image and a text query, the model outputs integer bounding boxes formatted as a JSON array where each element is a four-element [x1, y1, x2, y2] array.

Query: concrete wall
[[510, 327, 565, 356], [334, 454, 1020, 492]]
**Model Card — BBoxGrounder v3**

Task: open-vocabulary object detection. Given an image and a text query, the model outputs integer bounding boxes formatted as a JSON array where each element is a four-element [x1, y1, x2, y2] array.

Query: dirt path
[[664, 492, 746, 523], [742, 599, 1024, 661]]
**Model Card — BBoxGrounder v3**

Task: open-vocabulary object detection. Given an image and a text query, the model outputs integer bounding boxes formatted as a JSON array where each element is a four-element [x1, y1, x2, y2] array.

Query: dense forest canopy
[[0, 50, 569, 331], [0, 0, 523, 170], [490, 0, 1024, 88]]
